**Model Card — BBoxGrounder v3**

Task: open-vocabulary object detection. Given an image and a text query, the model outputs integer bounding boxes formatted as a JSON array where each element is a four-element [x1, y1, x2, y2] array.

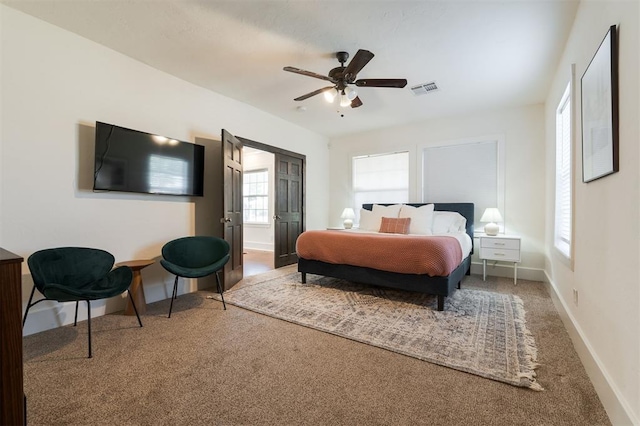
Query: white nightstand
[[479, 234, 521, 285]]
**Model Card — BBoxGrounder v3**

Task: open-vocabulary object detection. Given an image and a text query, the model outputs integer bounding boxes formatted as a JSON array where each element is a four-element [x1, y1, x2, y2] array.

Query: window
[[243, 169, 269, 224], [352, 152, 409, 211], [422, 139, 503, 229], [555, 82, 572, 258]]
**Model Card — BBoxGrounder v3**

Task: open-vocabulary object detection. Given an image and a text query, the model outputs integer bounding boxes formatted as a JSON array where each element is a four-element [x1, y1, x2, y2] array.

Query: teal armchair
[[160, 236, 229, 317], [25, 247, 143, 358]]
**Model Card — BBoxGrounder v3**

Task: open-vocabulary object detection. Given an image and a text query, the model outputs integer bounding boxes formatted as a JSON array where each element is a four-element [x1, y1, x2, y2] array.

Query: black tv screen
[[93, 122, 204, 196]]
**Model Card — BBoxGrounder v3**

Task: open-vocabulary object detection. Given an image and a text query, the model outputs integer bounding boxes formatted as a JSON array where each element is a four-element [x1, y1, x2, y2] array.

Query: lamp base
[[343, 219, 353, 229], [484, 222, 499, 236]]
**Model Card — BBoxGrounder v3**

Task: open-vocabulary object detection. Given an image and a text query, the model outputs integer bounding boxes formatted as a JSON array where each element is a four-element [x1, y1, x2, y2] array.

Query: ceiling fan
[[283, 49, 407, 109]]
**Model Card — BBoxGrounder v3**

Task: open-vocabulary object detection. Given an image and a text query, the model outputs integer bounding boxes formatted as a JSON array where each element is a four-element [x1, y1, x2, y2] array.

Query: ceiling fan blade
[[293, 86, 335, 101], [355, 79, 408, 88], [343, 49, 375, 81], [350, 97, 363, 108], [283, 66, 335, 83]]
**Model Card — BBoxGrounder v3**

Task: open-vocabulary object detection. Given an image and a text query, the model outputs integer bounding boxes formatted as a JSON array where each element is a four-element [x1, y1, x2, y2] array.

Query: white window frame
[[418, 135, 506, 234], [243, 168, 269, 225], [351, 151, 410, 220], [554, 78, 573, 261]]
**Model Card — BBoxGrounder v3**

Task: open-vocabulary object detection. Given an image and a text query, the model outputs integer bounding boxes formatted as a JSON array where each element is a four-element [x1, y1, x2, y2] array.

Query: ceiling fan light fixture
[[339, 92, 351, 107], [324, 88, 337, 103], [284, 49, 406, 109], [345, 86, 357, 101]]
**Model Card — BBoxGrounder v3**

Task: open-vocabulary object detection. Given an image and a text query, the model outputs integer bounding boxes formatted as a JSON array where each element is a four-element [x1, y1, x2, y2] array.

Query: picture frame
[[581, 25, 619, 183]]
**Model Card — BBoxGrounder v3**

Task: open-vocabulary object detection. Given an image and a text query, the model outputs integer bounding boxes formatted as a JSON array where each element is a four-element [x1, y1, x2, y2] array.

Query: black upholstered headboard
[[362, 203, 475, 253]]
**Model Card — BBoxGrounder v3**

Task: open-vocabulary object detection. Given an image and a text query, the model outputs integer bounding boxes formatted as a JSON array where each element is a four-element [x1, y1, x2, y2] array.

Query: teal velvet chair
[[160, 236, 229, 317], [24, 247, 143, 358]]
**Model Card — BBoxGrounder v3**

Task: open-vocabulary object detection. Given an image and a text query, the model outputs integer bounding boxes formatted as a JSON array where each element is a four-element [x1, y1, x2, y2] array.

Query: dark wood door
[[274, 153, 303, 268], [0, 249, 25, 426], [221, 129, 243, 290]]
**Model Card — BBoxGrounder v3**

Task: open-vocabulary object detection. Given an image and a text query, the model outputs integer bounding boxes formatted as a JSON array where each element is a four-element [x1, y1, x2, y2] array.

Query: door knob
[[220, 217, 232, 223], [273, 215, 282, 220]]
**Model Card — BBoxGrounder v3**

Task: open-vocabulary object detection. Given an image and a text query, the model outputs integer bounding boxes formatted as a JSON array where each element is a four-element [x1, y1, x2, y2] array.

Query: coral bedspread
[[296, 230, 463, 277]]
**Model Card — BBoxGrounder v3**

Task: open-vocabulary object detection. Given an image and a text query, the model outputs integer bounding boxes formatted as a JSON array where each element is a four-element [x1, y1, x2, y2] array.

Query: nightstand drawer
[[480, 238, 520, 250], [479, 247, 521, 262]]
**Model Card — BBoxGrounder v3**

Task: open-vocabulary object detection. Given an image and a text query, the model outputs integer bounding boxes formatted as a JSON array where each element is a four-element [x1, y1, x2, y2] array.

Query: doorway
[[239, 137, 306, 276], [242, 146, 275, 277], [194, 133, 305, 288]]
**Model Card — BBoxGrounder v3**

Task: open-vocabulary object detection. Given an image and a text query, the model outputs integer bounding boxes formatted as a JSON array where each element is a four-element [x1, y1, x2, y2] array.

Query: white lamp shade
[[324, 88, 337, 103], [480, 208, 503, 223], [341, 208, 355, 229], [345, 86, 357, 101], [480, 208, 502, 236], [339, 92, 351, 107]]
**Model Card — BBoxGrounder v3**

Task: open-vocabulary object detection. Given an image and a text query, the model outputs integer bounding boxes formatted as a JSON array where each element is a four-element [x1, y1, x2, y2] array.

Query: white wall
[[0, 5, 329, 335], [243, 149, 275, 251], [328, 104, 546, 280], [544, 1, 639, 424]]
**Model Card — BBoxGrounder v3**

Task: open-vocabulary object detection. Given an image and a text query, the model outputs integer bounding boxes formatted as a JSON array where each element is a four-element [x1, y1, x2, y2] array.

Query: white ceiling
[[3, 0, 579, 138]]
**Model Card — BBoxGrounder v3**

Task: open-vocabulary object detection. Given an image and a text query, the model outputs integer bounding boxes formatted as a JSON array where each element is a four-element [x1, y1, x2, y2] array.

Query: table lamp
[[480, 208, 502, 236], [341, 208, 356, 229]]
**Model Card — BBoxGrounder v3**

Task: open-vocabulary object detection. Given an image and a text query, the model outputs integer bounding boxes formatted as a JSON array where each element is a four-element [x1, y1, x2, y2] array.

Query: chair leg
[[128, 292, 143, 327], [215, 271, 226, 310], [22, 285, 37, 327], [74, 301, 79, 326], [168, 275, 179, 318], [86, 300, 92, 359]]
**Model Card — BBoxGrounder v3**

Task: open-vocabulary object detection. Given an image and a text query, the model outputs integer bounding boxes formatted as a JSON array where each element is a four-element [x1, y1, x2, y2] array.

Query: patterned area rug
[[215, 272, 542, 390]]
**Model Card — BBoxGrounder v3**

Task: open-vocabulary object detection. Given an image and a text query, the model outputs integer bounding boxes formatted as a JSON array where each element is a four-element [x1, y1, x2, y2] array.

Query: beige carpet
[[213, 272, 542, 390], [22, 266, 611, 425]]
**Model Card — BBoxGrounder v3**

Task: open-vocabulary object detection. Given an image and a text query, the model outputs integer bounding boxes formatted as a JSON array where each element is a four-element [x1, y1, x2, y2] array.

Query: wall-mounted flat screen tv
[[93, 122, 205, 196]]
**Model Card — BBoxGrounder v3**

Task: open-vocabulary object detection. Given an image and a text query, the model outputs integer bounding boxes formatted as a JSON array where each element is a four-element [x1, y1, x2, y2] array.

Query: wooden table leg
[[117, 259, 153, 316], [126, 270, 147, 315]]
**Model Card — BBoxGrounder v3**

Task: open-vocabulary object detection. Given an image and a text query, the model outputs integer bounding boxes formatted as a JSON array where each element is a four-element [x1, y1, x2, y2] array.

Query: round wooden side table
[[116, 259, 154, 316]]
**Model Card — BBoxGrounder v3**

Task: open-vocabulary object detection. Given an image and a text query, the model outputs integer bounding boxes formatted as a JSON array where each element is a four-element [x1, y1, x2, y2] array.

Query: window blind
[[422, 140, 500, 227], [555, 82, 572, 258], [352, 152, 409, 212]]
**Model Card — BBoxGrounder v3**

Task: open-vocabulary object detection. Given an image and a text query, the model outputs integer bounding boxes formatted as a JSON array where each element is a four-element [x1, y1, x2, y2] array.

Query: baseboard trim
[[244, 241, 274, 251], [543, 271, 637, 425], [22, 298, 119, 336], [22, 277, 197, 336]]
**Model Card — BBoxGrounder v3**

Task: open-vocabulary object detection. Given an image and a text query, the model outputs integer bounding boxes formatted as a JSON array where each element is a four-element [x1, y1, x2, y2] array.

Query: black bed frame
[[298, 203, 474, 311]]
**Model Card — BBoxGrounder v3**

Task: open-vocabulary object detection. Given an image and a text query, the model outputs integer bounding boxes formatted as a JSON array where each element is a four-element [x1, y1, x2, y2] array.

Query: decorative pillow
[[372, 204, 402, 218], [432, 211, 467, 234], [399, 204, 434, 235], [379, 217, 411, 234], [358, 208, 379, 231], [358, 204, 402, 232]]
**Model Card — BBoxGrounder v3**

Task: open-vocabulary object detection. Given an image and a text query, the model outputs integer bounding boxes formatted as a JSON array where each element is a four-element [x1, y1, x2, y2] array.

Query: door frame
[[237, 137, 306, 260]]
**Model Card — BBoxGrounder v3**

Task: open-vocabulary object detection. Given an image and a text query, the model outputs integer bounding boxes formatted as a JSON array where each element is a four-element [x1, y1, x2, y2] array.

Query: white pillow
[[358, 208, 379, 231], [358, 205, 402, 232], [432, 211, 467, 234], [399, 204, 434, 235], [372, 204, 402, 218]]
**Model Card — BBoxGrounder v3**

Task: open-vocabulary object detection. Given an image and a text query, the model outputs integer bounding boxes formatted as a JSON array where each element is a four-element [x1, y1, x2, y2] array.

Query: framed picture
[[581, 25, 619, 183]]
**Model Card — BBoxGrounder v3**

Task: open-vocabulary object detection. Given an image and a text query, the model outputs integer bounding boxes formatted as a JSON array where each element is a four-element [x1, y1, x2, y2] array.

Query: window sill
[[244, 222, 271, 228], [552, 245, 574, 271]]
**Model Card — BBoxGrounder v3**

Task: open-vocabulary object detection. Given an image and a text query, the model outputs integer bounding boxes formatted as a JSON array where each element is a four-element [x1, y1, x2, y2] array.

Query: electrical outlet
[[572, 288, 579, 306]]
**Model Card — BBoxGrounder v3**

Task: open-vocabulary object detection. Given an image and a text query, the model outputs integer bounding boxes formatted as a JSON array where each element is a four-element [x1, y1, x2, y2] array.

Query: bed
[[296, 203, 474, 311]]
